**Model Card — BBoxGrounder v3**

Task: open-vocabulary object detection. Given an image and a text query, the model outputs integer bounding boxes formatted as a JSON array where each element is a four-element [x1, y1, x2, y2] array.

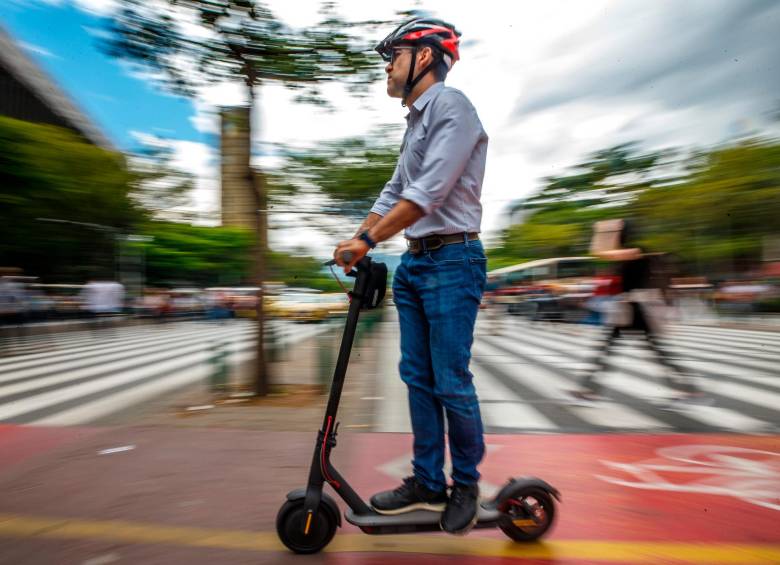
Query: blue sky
[[0, 1, 205, 151]]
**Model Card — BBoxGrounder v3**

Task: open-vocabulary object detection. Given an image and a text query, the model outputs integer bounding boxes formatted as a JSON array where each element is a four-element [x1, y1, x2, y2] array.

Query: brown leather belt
[[406, 232, 480, 255]]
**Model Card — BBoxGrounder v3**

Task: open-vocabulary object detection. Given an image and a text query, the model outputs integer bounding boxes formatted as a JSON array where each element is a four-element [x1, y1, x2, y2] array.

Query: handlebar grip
[[323, 250, 354, 267]]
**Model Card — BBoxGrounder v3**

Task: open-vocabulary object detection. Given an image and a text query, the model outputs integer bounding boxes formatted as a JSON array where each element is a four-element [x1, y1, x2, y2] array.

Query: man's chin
[[386, 80, 401, 98]]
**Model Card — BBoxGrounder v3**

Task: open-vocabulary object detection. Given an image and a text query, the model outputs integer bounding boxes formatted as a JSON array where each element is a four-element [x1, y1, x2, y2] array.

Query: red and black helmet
[[375, 17, 461, 67]]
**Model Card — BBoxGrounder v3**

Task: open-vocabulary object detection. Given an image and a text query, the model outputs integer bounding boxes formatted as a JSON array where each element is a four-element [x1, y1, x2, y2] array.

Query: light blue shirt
[[370, 82, 488, 239]]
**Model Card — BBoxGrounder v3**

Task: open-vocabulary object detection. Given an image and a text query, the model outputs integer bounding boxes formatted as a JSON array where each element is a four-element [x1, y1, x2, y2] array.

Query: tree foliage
[[102, 0, 384, 103], [139, 221, 253, 286], [0, 116, 141, 281], [267, 125, 402, 223], [139, 222, 340, 290], [492, 138, 780, 277]]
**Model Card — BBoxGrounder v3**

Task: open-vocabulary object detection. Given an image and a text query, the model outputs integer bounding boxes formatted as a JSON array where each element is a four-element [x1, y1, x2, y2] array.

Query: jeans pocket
[[425, 246, 467, 267]]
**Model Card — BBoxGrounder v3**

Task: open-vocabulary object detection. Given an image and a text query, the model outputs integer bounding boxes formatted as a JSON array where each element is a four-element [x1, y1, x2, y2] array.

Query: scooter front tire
[[276, 499, 339, 554]]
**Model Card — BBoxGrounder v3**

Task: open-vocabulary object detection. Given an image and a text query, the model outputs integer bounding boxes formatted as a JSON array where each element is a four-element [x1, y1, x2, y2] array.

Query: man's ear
[[419, 45, 434, 65]]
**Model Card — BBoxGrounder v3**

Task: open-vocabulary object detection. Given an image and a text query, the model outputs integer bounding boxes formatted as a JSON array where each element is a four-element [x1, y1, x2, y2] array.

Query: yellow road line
[[0, 513, 778, 563]]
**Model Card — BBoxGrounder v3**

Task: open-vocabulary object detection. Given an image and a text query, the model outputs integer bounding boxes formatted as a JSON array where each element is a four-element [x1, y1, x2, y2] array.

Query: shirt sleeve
[[369, 160, 403, 217], [400, 91, 483, 215]]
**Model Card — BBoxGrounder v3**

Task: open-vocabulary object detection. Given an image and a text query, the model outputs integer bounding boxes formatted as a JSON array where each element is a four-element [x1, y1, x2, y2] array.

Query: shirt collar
[[406, 81, 445, 121]]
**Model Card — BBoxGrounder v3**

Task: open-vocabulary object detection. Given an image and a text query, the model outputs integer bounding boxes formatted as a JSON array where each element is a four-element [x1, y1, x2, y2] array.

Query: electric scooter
[[276, 255, 560, 554]]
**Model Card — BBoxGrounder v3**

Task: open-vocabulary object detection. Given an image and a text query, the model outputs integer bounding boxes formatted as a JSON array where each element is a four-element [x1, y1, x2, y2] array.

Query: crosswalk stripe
[[472, 365, 558, 432], [30, 350, 256, 426], [668, 324, 780, 340], [0, 338, 245, 422], [475, 338, 672, 432], [0, 330, 256, 401], [0, 326, 255, 385], [659, 333, 780, 357], [477, 334, 715, 432], [485, 323, 778, 432], [0, 323, 254, 371], [488, 320, 780, 390]]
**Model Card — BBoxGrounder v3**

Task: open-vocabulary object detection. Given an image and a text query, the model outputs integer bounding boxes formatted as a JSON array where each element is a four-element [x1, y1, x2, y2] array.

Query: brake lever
[[323, 251, 354, 268]]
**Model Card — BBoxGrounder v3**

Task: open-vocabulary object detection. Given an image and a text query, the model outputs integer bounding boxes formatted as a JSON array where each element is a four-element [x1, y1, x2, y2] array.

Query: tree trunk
[[248, 86, 269, 397]]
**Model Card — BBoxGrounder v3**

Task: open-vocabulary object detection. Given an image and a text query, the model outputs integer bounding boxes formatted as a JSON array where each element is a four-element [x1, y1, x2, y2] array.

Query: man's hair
[[433, 58, 450, 81], [418, 44, 449, 82]]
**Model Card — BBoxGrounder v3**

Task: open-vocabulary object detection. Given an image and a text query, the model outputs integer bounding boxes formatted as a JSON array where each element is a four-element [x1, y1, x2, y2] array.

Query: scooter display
[[276, 255, 560, 554]]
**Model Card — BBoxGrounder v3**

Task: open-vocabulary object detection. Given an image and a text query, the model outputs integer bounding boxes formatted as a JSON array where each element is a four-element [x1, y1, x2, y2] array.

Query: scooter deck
[[345, 502, 502, 529]]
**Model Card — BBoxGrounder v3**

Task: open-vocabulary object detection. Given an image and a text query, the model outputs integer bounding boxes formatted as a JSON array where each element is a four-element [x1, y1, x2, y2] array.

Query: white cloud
[[72, 0, 118, 16], [29, 0, 119, 15], [129, 131, 220, 224]]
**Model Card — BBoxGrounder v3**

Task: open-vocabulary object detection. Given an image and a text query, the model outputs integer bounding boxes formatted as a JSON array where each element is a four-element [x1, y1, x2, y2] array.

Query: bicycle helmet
[[375, 17, 461, 105]]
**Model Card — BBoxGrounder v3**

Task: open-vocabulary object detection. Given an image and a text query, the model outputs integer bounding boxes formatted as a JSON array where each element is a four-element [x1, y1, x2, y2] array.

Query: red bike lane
[[0, 426, 776, 564]]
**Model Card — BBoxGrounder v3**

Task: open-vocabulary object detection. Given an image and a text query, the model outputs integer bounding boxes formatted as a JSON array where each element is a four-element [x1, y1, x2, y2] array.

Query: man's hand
[[333, 238, 370, 274]]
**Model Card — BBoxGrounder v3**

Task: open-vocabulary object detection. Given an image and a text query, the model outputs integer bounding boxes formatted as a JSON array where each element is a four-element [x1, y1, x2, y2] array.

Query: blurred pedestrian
[[570, 220, 709, 404], [80, 280, 125, 333], [0, 267, 30, 353]]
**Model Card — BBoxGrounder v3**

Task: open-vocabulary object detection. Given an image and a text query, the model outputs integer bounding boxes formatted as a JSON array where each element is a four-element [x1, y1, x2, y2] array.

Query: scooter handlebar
[[323, 251, 353, 267]]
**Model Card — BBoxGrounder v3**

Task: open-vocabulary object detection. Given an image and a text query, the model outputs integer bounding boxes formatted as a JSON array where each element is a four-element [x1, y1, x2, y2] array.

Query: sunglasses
[[384, 46, 414, 64]]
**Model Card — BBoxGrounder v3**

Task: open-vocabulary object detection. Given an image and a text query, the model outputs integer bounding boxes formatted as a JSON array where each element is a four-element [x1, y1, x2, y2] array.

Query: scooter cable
[[328, 264, 352, 302]]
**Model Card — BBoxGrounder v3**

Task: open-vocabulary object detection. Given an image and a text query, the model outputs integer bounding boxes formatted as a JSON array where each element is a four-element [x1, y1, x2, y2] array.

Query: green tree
[[102, 0, 385, 394], [492, 137, 780, 278], [635, 138, 780, 274], [493, 143, 670, 264], [267, 126, 402, 235], [139, 222, 253, 287], [0, 116, 141, 282]]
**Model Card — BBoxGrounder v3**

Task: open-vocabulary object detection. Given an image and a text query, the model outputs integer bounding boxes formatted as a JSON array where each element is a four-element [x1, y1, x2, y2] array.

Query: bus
[[487, 257, 599, 321]]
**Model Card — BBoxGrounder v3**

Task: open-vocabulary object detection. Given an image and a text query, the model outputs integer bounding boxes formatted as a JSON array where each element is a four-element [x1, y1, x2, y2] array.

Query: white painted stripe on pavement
[[31, 352, 255, 426], [474, 338, 669, 431], [472, 366, 557, 431]]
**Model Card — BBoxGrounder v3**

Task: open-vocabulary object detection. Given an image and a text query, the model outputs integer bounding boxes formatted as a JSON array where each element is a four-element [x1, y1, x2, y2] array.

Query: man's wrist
[[358, 230, 377, 249]]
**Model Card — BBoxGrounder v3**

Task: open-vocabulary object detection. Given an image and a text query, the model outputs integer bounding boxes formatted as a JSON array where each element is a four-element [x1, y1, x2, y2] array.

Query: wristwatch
[[358, 230, 377, 249]]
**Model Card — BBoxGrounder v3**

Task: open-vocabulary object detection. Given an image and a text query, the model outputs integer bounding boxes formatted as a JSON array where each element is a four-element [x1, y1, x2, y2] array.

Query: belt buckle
[[426, 236, 444, 251], [407, 239, 422, 255]]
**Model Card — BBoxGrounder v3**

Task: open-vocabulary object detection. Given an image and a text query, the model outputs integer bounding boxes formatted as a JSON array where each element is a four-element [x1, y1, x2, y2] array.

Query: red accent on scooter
[[321, 416, 341, 489]]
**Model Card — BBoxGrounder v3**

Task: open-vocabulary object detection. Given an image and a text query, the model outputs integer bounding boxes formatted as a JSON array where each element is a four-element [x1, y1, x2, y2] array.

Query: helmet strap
[[402, 46, 418, 107], [402, 46, 441, 107]]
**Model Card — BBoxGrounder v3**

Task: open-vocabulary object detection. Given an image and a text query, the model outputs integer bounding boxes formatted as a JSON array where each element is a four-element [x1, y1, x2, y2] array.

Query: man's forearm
[[365, 199, 425, 244], [353, 212, 383, 238]]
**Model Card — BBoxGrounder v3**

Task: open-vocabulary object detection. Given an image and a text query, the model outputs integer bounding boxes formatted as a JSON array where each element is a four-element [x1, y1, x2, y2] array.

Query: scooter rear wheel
[[276, 499, 338, 554], [498, 488, 556, 541]]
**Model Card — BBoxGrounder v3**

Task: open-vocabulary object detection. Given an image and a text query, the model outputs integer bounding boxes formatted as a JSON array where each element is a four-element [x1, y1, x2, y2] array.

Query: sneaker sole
[[372, 502, 447, 515]]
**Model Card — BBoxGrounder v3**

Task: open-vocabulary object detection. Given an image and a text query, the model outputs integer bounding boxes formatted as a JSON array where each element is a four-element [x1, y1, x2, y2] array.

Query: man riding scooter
[[334, 16, 489, 534]]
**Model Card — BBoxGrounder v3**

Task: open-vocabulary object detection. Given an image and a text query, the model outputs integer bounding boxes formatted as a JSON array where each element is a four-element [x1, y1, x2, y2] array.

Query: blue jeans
[[393, 238, 487, 493]]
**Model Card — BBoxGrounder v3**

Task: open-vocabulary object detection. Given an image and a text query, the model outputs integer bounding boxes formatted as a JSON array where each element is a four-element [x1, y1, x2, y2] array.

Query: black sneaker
[[370, 476, 447, 515], [440, 483, 479, 535]]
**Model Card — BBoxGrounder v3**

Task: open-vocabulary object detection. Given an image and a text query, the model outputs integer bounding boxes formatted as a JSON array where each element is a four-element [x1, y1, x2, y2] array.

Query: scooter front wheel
[[498, 488, 556, 542], [276, 499, 339, 554]]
